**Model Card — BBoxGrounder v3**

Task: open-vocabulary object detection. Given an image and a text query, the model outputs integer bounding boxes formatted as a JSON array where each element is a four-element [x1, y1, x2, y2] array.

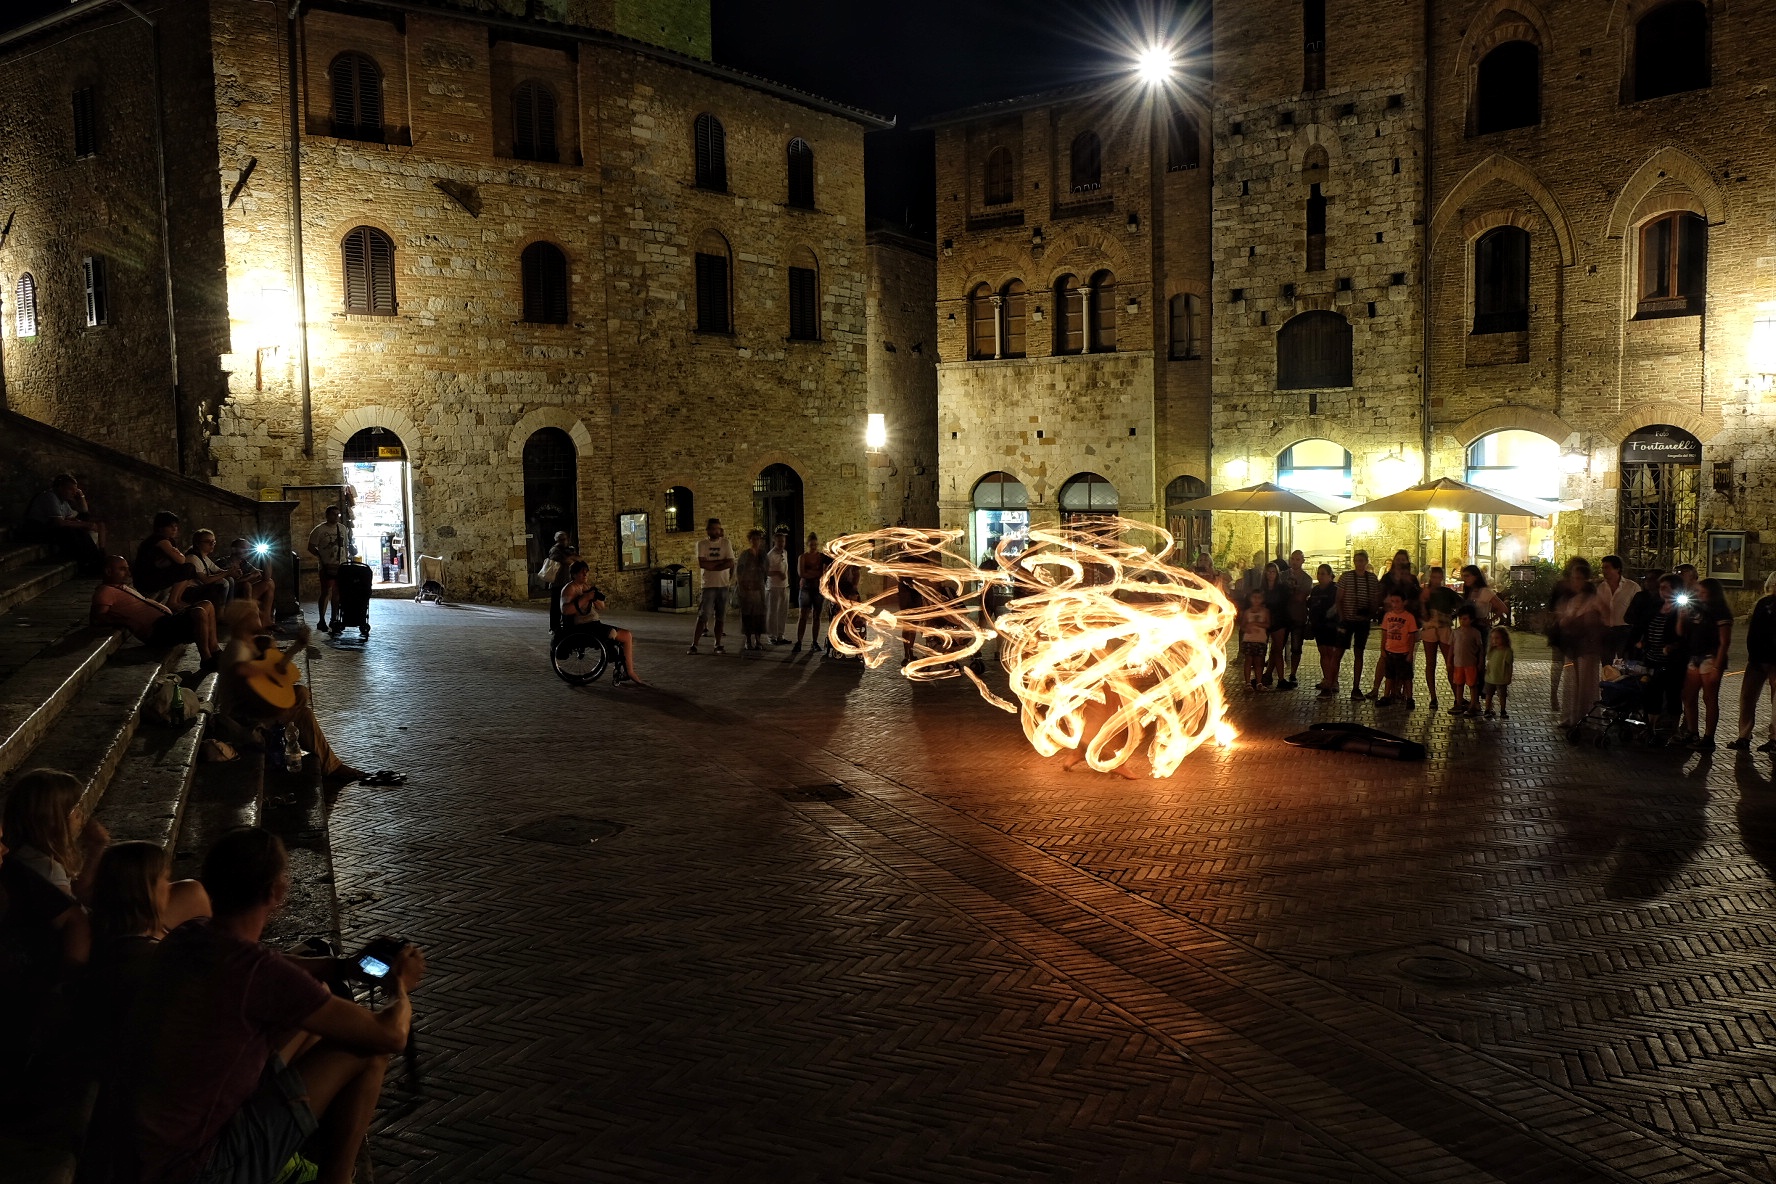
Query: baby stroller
[[1568, 660, 1657, 748], [333, 560, 373, 639]]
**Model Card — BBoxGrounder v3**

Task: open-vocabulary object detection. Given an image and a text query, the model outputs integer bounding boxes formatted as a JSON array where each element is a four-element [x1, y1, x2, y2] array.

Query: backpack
[[142, 674, 193, 727]]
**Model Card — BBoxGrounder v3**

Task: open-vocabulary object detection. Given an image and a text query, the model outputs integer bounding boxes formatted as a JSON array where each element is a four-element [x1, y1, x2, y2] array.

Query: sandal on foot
[[360, 770, 407, 786]]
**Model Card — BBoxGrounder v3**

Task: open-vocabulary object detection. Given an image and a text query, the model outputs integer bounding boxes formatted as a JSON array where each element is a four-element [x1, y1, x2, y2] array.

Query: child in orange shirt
[[1377, 592, 1418, 708]]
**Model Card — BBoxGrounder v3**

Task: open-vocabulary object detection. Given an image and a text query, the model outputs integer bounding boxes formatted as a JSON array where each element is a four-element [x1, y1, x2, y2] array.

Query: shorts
[[1241, 641, 1268, 660], [697, 586, 730, 624], [1342, 619, 1371, 648], [798, 585, 825, 611], [1689, 654, 1720, 676], [563, 620, 616, 645], [1450, 666, 1479, 687], [1418, 623, 1453, 646], [189, 1055, 317, 1184], [148, 611, 199, 648], [317, 563, 340, 587], [1383, 651, 1412, 681]]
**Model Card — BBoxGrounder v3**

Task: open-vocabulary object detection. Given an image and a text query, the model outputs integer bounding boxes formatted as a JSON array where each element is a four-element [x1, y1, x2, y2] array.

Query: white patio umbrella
[[1343, 478, 1562, 571], [1177, 482, 1355, 564]]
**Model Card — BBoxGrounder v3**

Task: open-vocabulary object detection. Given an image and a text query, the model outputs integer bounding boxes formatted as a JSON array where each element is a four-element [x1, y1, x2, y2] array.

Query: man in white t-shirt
[[688, 518, 735, 654], [1597, 554, 1641, 661], [306, 505, 352, 632]]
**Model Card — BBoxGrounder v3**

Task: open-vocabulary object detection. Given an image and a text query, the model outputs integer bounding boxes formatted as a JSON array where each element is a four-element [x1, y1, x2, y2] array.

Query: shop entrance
[[1276, 439, 1352, 568], [1617, 425, 1700, 574], [342, 426, 412, 586], [523, 428, 578, 598], [1164, 476, 1211, 564], [970, 472, 1029, 565], [753, 464, 803, 550], [1465, 429, 1559, 576]]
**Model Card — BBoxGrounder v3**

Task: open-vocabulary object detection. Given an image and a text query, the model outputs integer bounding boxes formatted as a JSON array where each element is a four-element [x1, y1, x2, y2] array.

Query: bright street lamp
[[1135, 44, 1173, 86]]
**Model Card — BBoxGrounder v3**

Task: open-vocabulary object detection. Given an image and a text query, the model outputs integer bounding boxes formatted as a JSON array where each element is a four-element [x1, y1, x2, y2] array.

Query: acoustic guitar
[[241, 626, 310, 711]]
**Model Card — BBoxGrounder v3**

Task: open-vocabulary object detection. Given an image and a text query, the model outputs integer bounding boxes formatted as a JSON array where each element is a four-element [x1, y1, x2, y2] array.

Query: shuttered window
[[1054, 275, 1082, 355], [1000, 280, 1027, 358], [1276, 310, 1352, 389], [1166, 105, 1200, 170], [329, 52, 383, 141], [788, 267, 818, 340], [694, 113, 727, 191], [513, 81, 557, 162], [1088, 271, 1116, 351], [72, 87, 97, 158], [15, 273, 38, 338], [1069, 132, 1102, 193], [342, 226, 396, 315], [969, 285, 995, 359], [787, 138, 814, 209], [983, 147, 1014, 206], [695, 251, 730, 332], [83, 256, 109, 327], [521, 242, 569, 324]]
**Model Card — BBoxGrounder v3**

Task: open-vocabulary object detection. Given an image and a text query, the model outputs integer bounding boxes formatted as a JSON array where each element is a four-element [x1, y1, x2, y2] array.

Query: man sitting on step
[[23, 472, 106, 575], [90, 555, 219, 666]]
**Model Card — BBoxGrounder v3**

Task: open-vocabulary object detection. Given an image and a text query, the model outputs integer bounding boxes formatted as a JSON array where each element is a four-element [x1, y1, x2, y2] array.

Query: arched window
[[787, 246, 819, 340], [329, 52, 383, 141], [520, 242, 569, 324], [694, 113, 727, 191], [971, 472, 1029, 562], [1473, 227, 1530, 334], [341, 225, 395, 315], [1637, 211, 1705, 317], [1088, 271, 1116, 352], [1276, 310, 1351, 389], [1166, 103, 1201, 171], [14, 273, 37, 338], [664, 485, 695, 533], [1069, 131, 1102, 193], [1053, 274, 1083, 355], [999, 279, 1027, 358], [1303, 146, 1328, 273], [983, 146, 1014, 206], [512, 80, 557, 162], [786, 138, 814, 209], [1473, 41, 1540, 133], [1633, 1, 1709, 101], [1303, 0, 1326, 90], [1169, 293, 1200, 360], [969, 284, 996, 359], [1059, 472, 1118, 522], [694, 229, 731, 332], [1277, 439, 1353, 498]]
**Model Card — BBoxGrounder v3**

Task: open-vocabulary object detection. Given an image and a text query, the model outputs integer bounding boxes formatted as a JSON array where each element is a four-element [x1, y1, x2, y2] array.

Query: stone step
[[0, 543, 52, 574], [0, 561, 76, 617], [5, 642, 185, 819], [0, 577, 102, 685], [0, 627, 124, 785], [169, 741, 264, 885], [95, 647, 217, 856]]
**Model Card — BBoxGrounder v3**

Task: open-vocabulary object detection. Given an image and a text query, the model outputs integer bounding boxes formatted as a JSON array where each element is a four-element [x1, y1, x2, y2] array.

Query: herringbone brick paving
[[315, 602, 1776, 1181]]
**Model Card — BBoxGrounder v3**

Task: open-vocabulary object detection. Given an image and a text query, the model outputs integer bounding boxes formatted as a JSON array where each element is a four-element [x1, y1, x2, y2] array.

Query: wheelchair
[[550, 625, 628, 687]]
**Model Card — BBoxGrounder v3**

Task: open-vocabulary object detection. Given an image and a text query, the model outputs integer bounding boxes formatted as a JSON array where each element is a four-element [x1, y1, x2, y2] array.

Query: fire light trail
[[823, 518, 1237, 778]]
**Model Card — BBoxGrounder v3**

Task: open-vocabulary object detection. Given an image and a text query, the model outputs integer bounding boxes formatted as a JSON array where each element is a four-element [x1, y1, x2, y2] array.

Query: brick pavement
[[315, 601, 1776, 1181]]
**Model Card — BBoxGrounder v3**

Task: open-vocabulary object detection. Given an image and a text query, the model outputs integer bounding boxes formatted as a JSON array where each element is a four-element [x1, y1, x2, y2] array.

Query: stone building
[[864, 226, 940, 530], [0, 0, 915, 605], [926, 82, 1214, 565]]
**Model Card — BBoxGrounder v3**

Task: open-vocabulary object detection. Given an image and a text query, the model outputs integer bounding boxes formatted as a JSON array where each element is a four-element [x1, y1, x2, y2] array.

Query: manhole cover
[[779, 784, 853, 802], [505, 815, 626, 845], [1397, 954, 1477, 983], [1344, 943, 1528, 994]]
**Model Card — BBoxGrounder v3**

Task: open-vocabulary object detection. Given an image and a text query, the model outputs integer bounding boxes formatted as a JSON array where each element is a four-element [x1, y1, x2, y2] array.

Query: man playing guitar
[[215, 601, 367, 786]]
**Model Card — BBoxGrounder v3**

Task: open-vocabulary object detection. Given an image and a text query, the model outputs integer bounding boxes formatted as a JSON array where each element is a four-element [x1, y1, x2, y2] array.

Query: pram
[[1567, 659, 1658, 748]]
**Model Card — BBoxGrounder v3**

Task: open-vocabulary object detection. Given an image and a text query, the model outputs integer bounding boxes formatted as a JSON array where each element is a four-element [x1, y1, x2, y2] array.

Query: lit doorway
[[1276, 439, 1352, 568], [970, 471, 1029, 565], [523, 428, 578, 599], [1465, 429, 1559, 576], [342, 426, 412, 586], [1164, 475, 1211, 565], [754, 464, 803, 549], [1617, 425, 1700, 574]]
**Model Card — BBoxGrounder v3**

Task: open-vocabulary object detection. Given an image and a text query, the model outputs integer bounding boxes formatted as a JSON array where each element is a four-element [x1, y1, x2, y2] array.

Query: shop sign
[[1621, 428, 1700, 465], [377, 445, 405, 459]]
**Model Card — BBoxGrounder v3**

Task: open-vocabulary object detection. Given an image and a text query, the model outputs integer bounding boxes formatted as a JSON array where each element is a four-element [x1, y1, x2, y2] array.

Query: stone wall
[[865, 230, 939, 529]]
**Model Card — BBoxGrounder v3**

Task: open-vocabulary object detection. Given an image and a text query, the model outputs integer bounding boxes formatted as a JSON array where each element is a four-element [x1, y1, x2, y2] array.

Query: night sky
[[2, 0, 1187, 235]]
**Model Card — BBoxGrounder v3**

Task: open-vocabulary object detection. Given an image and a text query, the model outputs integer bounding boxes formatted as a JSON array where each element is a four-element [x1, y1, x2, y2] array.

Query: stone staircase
[[0, 524, 341, 1184]]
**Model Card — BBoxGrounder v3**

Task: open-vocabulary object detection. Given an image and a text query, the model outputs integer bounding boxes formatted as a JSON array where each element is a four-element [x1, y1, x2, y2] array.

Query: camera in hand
[[350, 936, 409, 983]]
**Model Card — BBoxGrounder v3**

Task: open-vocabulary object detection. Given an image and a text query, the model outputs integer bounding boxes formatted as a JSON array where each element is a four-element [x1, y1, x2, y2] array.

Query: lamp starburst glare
[[1136, 44, 1174, 85]]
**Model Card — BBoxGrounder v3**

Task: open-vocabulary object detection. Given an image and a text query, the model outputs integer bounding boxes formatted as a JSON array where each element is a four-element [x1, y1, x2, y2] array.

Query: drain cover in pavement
[[779, 784, 854, 802], [505, 815, 626, 845], [1345, 944, 1528, 994]]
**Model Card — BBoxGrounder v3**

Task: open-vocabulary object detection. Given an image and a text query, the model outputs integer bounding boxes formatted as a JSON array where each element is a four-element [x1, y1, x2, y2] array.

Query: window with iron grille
[[1276, 310, 1351, 389], [694, 113, 727, 191], [72, 87, 97, 158], [341, 226, 396, 315], [695, 249, 730, 332], [787, 266, 818, 340], [1637, 212, 1705, 318], [521, 242, 569, 324], [1473, 226, 1529, 334], [1169, 293, 1200, 360], [786, 138, 814, 209], [1069, 132, 1102, 193], [15, 273, 37, 338], [82, 256, 108, 327], [329, 53, 383, 141], [513, 81, 557, 162], [1088, 271, 1116, 351], [983, 146, 1014, 206]]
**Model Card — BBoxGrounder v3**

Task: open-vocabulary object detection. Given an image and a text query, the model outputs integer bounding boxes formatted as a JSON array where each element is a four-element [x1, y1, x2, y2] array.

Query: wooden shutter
[[696, 252, 728, 331], [1676, 213, 1706, 299], [984, 148, 1012, 206], [331, 55, 356, 130], [72, 88, 97, 158], [787, 139, 814, 208], [1002, 283, 1026, 357], [83, 256, 107, 326], [15, 274, 37, 338], [514, 84, 536, 159], [695, 114, 726, 191], [1090, 274, 1115, 351], [970, 289, 995, 358], [1277, 311, 1351, 389], [367, 229, 394, 314], [788, 267, 817, 339], [1055, 279, 1082, 354], [342, 228, 368, 312], [1169, 295, 1189, 359], [332, 54, 381, 139], [523, 244, 568, 323], [535, 87, 556, 162], [356, 55, 382, 134]]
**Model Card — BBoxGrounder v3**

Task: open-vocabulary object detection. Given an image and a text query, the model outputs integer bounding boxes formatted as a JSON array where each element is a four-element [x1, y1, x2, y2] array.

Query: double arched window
[[1069, 132, 1101, 193], [967, 281, 1026, 359], [694, 113, 727, 191], [983, 146, 1014, 206], [341, 226, 396, 315], [513, 80, 557, 162], [14, 273, 37, 338], [1473, 227, 1529, 334], [1473, 41, 1540, 133], [1632, 1, 1709, 101], [329, 52, 383, 141], [694, 230, 731, 332], [787, 138, 814, 209], [520, 242, 569, 324], [1276, 310, 1351, 390]]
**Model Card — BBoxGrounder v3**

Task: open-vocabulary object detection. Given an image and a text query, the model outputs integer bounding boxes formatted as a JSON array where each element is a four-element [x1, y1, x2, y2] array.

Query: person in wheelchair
[[559, 560, 647, 686]]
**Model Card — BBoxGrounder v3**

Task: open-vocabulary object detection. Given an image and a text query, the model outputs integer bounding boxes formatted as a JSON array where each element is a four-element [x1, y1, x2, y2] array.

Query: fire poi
[[820, 517, 1237, 777]]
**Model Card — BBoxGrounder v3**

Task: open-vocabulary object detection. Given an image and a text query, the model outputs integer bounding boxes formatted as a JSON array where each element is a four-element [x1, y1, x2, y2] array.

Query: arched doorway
[[1058, 472, 1118, 524], [970, 471, 1028, 564], [753, 463, 803, 549], [1618, 425, 1700, 573], [1465, 429, 1560, 574], [1276, 439, 1351, 566], [342, 426, 412, 586], [522, 428, 577, 598], [1164, 475, 1211, 564]]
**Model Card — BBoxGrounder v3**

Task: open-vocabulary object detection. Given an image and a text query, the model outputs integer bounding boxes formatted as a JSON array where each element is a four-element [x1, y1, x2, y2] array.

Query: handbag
[[538, 557, 561, 583]]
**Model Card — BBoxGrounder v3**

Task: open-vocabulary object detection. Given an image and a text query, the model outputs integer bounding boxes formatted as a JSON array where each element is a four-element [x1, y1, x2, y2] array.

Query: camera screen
[[358, 954, 391, 979]]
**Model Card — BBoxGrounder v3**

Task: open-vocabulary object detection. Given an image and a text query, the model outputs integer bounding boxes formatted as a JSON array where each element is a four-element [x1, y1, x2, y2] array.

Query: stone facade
[[865, 228, 939, 528], [0, 0, 904, 605]]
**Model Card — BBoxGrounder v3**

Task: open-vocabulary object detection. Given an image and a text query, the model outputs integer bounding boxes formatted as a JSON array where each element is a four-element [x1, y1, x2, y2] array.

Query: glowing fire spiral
[[823, 517, 1237, 777]]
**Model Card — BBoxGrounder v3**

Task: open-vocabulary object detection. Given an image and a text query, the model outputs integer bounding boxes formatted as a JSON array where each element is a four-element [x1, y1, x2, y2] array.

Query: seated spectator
[[0, 769, 97, 973], [134, 511, 200, 609], [226, 538, 279, 632], [23, 473, 106, 574], [83, 841, 210, 1038], [91, 555, 220, 665], [184, 529, 235, 612], [116, 828, 424, 1184], [560, 560, 646, 686], [214, 602, 366, 785]]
